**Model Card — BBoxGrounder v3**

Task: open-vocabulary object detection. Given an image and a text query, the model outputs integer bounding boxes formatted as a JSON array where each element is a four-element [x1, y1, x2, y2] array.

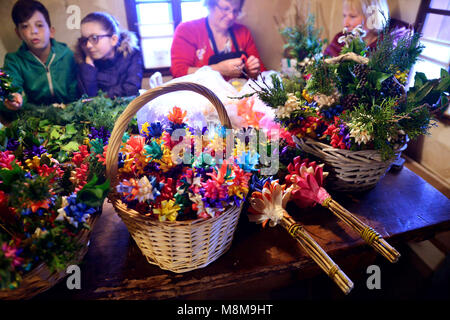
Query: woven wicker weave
[[295, 137, 407, 191], [0, 214, 100, 300], [106, 82, 243, 273]]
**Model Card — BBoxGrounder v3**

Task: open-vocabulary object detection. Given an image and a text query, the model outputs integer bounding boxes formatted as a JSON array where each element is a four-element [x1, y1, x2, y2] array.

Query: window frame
[[124, 0, 202, 77], [414, 0, 450, 122], [414, 0, 450, 72]]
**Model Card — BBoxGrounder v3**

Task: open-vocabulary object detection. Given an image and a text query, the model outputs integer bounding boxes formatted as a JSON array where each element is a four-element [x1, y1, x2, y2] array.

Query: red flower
[[159, 177, 175, 200], [96, 145, 108, 165], [72, 145, 90, 166], [126, 135, 146, 156]]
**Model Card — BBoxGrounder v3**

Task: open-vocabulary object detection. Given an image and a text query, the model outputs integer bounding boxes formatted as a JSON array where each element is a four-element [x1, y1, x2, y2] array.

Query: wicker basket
[[0, 213, 100, 300], [295, 136, 407, 191], [105, 82, 243, 273]]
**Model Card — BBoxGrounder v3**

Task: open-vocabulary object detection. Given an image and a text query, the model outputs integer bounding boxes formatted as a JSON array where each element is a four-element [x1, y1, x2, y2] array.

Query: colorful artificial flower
[[154, 200, 181, 222], [237, 151, 260, 172], [141, 121, 164, 139], [0, 151, 16, 169], [167, 106, 187, 124], [275, 93, 301, 119], [1, 243, 23, 270], [248, 181, 292, 227], [285, 156, 329, 208], [58, 193, 96, 228]]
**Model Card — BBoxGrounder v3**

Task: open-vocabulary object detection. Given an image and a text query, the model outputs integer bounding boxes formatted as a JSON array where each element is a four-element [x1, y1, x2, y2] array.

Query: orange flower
[[29, 199, 51, 213], [236, 96, 264, 129], [167, 106, 187, 124]]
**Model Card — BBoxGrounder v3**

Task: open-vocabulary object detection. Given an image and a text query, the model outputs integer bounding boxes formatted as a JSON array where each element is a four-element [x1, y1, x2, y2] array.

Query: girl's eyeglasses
[[79, 34, 113, 46]]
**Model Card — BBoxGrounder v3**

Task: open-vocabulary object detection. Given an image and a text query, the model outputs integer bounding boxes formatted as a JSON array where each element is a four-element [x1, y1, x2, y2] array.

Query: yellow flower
[[228, 185, 248, 200], [394, 70, 408, 84], [154, 200, 180, 222], [141, 122, 151, 135], [155, 144, 175, 172], [302, 89, 313, 103], [118, 155, 134, 174], [25, 156, 41, 170]]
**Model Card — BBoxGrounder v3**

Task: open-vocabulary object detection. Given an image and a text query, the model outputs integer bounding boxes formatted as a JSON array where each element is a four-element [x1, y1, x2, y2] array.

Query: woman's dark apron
[[205, 17, 248, 66]]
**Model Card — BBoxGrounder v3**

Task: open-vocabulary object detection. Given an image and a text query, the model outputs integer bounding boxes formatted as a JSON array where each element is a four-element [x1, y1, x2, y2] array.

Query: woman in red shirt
[[170, 0, 265, 79]]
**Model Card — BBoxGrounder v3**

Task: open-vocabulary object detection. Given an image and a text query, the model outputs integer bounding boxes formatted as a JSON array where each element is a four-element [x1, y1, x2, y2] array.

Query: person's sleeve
[[323, 33, 343, 57], [240, 27, 266, 72], [67, 54, 80, 102], [3, 53, 24, 93], [108, 51, 143, 97], [170, 22, 199, 78], [77, 63, 99, 97]]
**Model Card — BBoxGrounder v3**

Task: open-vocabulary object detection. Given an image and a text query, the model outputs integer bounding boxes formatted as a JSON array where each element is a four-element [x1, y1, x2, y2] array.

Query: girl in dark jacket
[[76, 12, 143, 98]]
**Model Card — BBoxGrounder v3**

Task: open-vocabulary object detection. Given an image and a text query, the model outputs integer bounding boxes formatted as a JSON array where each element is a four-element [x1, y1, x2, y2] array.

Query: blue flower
[[63, 193, 96, 228], [249, 175, 275, 193], [89, 126, 111, 143], [236, 151, 260, 172], [145, 122, 164, 139]]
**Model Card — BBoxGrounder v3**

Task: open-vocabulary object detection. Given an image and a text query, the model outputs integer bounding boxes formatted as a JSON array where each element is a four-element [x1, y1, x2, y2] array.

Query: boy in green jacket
[[1, 0, 78, 117]]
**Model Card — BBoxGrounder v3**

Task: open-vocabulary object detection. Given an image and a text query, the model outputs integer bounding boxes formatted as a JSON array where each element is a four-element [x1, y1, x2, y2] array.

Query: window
[[412, 0, 450, 83], [124, 0, 208, 74]]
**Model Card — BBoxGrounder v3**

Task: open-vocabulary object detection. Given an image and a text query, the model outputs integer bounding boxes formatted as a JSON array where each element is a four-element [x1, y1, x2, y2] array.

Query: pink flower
[[0, 151, 16, 169], [285, 156, 330, 208], [1, 243, 24, 269], [203, 180, 227, 200]]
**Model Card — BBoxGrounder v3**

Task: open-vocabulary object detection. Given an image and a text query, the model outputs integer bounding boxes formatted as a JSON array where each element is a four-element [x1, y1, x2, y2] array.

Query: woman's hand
[[4, 92, 23, 111], [212, 58, 245, 78], [245, 55, 261, 79]]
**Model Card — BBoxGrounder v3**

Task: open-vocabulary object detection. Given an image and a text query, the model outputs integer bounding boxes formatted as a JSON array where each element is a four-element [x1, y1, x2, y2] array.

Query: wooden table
[[37, 167, 450, 300]]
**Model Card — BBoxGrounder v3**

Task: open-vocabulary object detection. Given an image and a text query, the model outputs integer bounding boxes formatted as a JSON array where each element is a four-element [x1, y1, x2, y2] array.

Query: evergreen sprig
[[280, 14, 327, 61], [305, 59, 338, 96], [368, 19, 424, 73]]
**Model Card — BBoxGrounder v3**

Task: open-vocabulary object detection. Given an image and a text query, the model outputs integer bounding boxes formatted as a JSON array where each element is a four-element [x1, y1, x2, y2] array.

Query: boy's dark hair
[[11, 0, 51, 27]]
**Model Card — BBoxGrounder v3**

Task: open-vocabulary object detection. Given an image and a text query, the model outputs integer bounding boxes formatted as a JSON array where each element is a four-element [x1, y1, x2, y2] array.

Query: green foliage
[[76, 174, 110, 208], [280, 14, 327, 61], [305, 59, 338, 96], [368, 20, 424, 73], [340, 37, 367, 56], [344, 99, 400, 159], [282, 76, 306, 97], [242, 74, 288, 108], [29, 224, 83, 273]]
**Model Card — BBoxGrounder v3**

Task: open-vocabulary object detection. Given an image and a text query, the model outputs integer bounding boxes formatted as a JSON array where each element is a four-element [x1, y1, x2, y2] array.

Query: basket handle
[[105, 82, 232, 186]]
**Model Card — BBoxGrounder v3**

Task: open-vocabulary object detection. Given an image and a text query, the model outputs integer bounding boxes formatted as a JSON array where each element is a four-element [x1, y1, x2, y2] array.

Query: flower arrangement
[[0, 95, 129, 292], [253, 21, 450, 161], [0, 139, 109, 290], [114, 106, 256, 221]]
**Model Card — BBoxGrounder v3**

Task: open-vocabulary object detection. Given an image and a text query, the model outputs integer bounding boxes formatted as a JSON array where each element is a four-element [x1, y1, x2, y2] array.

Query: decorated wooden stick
[[249, 181, 354, 294], [286, 156, 400, 263]]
